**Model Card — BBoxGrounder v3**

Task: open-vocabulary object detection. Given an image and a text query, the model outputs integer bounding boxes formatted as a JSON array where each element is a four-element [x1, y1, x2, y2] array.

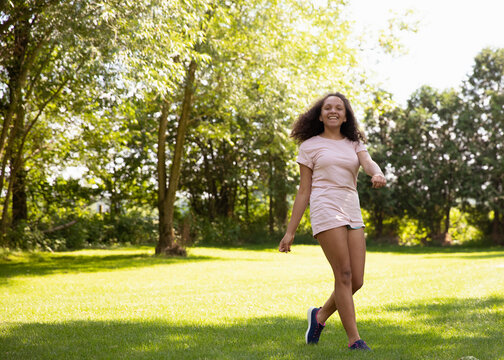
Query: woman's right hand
[[279, 233, 295, 253]]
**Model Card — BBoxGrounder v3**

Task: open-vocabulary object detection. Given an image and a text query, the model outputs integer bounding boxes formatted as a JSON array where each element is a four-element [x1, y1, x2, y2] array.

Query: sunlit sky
[[346, 0, 504, 105]]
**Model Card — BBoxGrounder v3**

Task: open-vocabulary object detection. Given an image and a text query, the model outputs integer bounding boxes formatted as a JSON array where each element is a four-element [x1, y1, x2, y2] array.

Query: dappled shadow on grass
[[196, 243, 281, 252], [367, 296, 504, 360], [367, 244, 504, 258], [427, 252, 504, 260], [1, 296, 502, 360], [0, 252, 224, 282]]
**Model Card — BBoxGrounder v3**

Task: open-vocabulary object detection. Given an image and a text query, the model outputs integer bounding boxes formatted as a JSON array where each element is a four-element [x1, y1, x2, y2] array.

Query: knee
[[334, 268, 352, 287]]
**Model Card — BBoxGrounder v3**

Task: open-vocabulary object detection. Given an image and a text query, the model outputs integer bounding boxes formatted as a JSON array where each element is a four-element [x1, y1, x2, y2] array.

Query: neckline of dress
[[317, 135, 346, 141]]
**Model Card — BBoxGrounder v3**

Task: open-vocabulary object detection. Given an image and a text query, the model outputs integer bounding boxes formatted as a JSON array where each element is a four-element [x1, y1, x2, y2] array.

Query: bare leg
[[315, 227, 366, 344], [317, 228, 366, 323]]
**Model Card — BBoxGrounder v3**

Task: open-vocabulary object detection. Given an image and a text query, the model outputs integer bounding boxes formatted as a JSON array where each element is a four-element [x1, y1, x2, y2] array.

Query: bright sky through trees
[[347, 0, 504, 104]]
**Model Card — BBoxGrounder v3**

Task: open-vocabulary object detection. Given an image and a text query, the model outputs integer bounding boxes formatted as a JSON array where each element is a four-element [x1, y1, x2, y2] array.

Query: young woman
[[278, 92, 386, 351]]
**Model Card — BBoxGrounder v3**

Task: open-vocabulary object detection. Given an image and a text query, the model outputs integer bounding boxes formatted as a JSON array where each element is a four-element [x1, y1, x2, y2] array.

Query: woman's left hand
[[371, 174, 386, 189]]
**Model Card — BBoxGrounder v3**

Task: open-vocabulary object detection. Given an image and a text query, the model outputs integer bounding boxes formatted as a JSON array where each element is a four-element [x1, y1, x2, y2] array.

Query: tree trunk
[[0, 16, 30, 204], [11, 162, 27, 226], [491, 210, 504, 245], [268, 153, 274, 234], [375, 209, 383, 238], [428, 217, 448, 246], [0, 89, 26, 241], [0, 14, 50, 245], [11, 87, 28, 227], [442, 205, 452, 245], [156, 98, 171, 253], [155, 60, 197, 256], [273, 156, 288, 229], [244, 165, 250, 222]]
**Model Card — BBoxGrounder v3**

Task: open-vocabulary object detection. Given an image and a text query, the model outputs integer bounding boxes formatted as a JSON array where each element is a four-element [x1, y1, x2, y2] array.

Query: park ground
[[1, 244, 503, 359]]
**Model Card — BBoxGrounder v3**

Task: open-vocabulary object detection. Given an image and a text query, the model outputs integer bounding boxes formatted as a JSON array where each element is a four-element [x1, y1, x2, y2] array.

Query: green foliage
[[1, 0, 502, 249], [461, 47, 504, 244], [7, 221, 50, 251], [448, 208, 485, 245], [390, 86, 467, 242], [377, 9, 420, 56], [397, 216, 428, 246], [361, 209, 400, 243], [359, 51, 504, 245], [190, 216, 284, 246], [5, 212, 157, 252]]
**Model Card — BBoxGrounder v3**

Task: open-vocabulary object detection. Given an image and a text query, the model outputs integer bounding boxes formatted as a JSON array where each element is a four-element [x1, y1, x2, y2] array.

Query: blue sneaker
[[305, 307, 325, 344], [349, 339, 371, 350]]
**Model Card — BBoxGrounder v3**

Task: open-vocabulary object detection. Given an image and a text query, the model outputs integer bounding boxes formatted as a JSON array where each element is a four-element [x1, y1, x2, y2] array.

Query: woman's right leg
[[315, 227, 361, 344]]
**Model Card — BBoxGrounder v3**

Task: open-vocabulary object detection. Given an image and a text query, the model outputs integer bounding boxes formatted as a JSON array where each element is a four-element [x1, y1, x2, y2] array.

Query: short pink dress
[[296, 135, 367, 237]]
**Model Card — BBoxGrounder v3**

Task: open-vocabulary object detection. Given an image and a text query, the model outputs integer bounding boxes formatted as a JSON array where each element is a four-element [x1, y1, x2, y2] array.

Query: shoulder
[[347, 139, 367, 153], [299, 135, 321, 151]]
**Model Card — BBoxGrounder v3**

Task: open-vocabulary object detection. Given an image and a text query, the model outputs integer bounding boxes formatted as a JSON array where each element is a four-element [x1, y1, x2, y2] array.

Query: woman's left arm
[[357, 151, 387, 189]]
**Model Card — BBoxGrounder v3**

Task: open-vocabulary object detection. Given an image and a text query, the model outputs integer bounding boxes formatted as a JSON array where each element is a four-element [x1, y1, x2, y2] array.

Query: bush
[[190, 216, 306, 246], [7, 221, 66, 252], [397, 216, 428, 246], [192, 217, 243, 245], [449, 208, 485, 245], [5, 211, 157, 251], [113, 212, 158, 244]]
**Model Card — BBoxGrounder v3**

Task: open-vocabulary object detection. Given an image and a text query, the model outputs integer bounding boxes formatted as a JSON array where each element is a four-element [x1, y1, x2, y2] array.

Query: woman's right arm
[[278, 164, 313, 252]]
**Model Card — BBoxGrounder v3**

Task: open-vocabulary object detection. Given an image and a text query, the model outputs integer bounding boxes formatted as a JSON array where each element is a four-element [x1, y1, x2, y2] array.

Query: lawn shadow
[[1, 296, 502, 360], [366, 295, 504, 359], [367, 245, 504, 259], [0, 252, 224, 282]]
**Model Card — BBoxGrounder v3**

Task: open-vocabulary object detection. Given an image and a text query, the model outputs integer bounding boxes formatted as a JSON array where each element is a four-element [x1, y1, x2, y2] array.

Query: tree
[[175, 0, 365, 242], [0, 0, 117, 245], [123, 0, 364, 254], [462, 48, 504, 244], [390, 86, 467, 244], [358, 90, 401, 242]]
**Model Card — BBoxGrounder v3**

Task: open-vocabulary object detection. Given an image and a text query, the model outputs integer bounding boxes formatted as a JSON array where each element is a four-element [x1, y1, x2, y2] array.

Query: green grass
[[1, 244, 503, 359]]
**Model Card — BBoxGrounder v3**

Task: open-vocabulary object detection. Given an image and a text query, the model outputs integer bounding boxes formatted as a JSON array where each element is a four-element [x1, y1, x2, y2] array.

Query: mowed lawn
[[1, 244, 503, 360]]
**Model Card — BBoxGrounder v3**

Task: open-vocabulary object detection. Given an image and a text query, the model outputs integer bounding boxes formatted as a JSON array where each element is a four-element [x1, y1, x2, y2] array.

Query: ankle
[[315, 308, 326, 326], [348, 337, 361, 346]]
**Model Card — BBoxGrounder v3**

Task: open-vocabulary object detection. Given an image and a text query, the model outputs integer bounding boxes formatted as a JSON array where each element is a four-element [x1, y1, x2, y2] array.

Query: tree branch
[[42, 219, 78, 234]]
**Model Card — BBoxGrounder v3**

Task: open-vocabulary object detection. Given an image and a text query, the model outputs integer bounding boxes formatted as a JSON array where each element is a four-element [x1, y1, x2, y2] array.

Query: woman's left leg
[[316, 228, 366, 324]]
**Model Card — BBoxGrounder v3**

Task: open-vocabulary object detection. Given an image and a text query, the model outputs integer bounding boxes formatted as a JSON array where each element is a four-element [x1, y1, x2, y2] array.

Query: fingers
[[372, 180, 385, 188], [371, 174, 386, 189], [278, 239, 292, 253], [278, 243, 291, 252]]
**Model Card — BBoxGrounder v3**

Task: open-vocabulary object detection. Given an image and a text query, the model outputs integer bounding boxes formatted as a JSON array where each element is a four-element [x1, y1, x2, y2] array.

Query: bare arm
[[357, 150, 386, 189], [279, 164, 312, 252]]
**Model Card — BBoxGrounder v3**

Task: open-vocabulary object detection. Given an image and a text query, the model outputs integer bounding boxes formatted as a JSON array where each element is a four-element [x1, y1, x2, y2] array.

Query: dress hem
[[313, 222, 365, 238]]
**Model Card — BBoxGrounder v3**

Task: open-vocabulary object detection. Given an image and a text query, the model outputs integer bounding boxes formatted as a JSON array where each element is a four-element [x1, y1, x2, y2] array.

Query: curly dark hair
[[291, 92, 366, 143]]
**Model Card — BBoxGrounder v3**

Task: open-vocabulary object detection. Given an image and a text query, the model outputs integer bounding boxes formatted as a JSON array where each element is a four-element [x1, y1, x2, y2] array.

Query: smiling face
[[320, 95, 347, 128]]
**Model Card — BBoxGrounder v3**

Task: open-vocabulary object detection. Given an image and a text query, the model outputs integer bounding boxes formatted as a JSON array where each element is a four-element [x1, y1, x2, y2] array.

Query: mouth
[[328, 116, 339, 120]]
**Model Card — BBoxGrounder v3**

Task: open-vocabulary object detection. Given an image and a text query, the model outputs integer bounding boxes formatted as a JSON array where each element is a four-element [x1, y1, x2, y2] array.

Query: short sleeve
[[355, 141, 367, 154], [296, 145, 313, 170]]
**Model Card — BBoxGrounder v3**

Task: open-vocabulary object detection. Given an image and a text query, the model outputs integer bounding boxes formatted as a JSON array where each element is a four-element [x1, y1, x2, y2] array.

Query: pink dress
[[296, 135, 367, 236]]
